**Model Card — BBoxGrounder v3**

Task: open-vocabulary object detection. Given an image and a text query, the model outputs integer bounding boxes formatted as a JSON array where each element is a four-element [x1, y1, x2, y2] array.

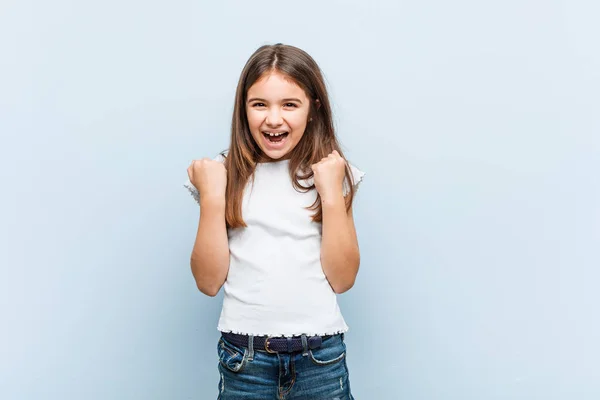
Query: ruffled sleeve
[[183, 152, 227, 205], [343, 163, 365, 197]]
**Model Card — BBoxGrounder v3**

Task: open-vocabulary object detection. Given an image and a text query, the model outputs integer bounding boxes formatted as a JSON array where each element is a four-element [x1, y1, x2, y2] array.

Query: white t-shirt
[[184, 153, 365, 337]]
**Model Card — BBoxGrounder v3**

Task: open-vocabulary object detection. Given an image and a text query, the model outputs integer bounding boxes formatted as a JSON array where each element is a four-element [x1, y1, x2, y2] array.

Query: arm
[[320, 195, 360, 294], [190, 197, 230, 297]]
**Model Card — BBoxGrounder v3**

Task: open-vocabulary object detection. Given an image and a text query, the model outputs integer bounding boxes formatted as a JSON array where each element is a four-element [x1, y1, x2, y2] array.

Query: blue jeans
[[217, 333, 354, 400]]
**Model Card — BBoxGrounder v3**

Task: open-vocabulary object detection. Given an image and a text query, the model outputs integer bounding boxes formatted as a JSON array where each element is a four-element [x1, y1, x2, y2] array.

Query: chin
[[261, 148, 291, 160]]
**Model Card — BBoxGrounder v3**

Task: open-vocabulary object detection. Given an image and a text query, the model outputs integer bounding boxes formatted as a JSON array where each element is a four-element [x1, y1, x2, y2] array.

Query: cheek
[[246, 110, 262, 130], [289, 113, 309, 131]]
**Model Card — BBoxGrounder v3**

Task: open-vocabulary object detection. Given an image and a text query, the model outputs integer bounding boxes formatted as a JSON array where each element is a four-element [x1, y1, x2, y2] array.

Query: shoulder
[[300, 160, 365, 197], [214, 150, 228, 163], [343, 161, 366, 196], [183, 150, 229, 205]]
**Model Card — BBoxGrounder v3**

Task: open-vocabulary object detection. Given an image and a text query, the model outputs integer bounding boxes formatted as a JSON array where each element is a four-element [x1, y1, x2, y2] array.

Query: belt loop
[[301, 334, 308, 357], [247, 335, 254, 361]]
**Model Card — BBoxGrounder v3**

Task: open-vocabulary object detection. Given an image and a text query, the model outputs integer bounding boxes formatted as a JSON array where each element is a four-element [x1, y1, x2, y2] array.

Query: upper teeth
[[265, 132, 286, 136]]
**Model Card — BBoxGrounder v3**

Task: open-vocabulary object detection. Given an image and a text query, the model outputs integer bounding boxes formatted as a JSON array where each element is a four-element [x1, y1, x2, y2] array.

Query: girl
[[185, 43, 364, 400]]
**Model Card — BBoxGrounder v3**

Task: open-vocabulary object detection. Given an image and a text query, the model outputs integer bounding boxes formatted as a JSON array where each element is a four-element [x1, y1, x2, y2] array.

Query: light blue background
[[1, 1, 599, 399]]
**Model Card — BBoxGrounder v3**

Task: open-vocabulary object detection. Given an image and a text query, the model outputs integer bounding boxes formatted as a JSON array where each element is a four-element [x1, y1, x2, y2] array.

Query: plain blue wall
[[1, 0, 599, 399]]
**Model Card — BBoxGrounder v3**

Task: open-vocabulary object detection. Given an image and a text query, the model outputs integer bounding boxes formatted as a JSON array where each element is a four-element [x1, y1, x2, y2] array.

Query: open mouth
[[262, 131, 289, 143]]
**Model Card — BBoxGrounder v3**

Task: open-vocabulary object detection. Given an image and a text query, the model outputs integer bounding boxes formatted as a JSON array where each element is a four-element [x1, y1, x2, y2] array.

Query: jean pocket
[[218, 338, 248, 373], [308, 337, 346, 366]]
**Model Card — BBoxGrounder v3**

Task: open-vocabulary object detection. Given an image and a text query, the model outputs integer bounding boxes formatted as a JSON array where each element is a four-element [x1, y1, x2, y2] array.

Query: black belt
[[222, 332, 332, 353]]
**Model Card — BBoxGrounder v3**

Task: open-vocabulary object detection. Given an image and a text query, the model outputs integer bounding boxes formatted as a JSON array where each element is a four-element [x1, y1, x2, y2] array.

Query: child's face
[[246, 71, 311, 161]]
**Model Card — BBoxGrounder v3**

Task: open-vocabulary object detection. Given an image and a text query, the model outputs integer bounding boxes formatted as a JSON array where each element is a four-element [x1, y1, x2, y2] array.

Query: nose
[[265, 107, 283, 127]]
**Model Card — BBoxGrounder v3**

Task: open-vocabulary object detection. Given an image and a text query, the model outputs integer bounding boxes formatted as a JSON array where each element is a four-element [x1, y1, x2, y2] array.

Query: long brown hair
[[223, 43, 356, 228]]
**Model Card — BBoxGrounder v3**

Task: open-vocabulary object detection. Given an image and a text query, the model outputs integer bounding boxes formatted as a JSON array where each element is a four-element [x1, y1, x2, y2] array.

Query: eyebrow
[[247, 97, 303, 104]]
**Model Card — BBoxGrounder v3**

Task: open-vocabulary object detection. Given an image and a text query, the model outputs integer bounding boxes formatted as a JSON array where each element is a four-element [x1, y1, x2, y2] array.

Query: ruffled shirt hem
[[217, 325, 349, 338]]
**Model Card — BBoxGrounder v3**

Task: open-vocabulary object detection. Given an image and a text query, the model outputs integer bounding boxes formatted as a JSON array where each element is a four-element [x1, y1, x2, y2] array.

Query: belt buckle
[[264, 336, 276, 353]]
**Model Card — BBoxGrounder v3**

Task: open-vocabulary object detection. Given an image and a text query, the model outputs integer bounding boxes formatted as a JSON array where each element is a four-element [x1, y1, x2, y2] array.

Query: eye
[[252, 102, 266, 107], [284, 103, 298, 108]]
